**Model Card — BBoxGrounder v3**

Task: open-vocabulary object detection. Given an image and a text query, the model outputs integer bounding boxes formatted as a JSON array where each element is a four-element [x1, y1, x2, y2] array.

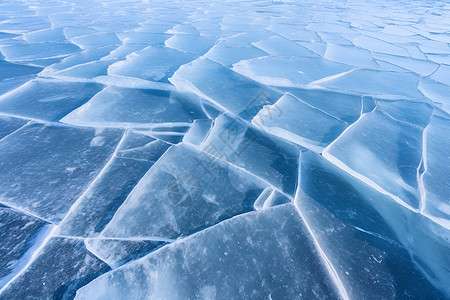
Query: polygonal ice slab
[[283, 87, 370, 123], [200, 113, 300, 195], [46, 59, 116, 80], [253, 93, 348, 151], [0, 79, 103, 122], [204, 41, 268, 67], [42, 45, 117, 73], [0, 237, 110, 300], [267, 23, 321, 42], [100, 143, 267, 239], [422, 113, 450, 226], [252, 35, 317, 57], [296, 150, 448, 298], [182, 119, 213, 146], [75, 205, 340, 300], [0, 207, 51, 288], [0, 60, 42, 81], [22, 28, 66, 43], [164, 34, 216, 55], [0, 122, 123, 223], [372, 52, 439, 76], [419, 78, 450, 113], [58, 133, 170, 237], [233, 56, 352, 87], [353, 35, 409, 56], [61, 87, 206, 128], [323, 105, 429, 211], [107, 46, 196, 84], [0, 41, 80, 62], [0, 115, 28, 140], [313, 69, 423, 99], [70, 33, 121, 49], [170, 57, 282, 120], [85, 238, 166, 269], [324, 44, 377, 68]]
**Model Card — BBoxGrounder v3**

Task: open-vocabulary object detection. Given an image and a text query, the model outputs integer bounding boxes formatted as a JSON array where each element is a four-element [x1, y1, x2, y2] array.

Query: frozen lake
[[0, 0, 449, 298]]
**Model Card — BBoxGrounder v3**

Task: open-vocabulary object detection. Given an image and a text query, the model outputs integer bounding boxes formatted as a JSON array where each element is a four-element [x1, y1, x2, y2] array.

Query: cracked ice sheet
[[170, 57, 282, 120], [57, 131, 171, 237], [199, 113, 300, 195], [107, 46, 196, 85], [312, 68, 424, 99], [100, 143, 268, 239], [0, 0, 449, 298], [0, 122, 123, 223], [0, 237, 110, 300], [0, 79, 103, 122], [85, 238, 167, 269], [421, 113, 450, 226], [76, 204, 339, 300], [61, 87, 207, 128], [323, 101, 437, 214], [0, 206, 52, 288], [233, 56, 353, 87], [253, 93, 348, 151], [296, 150, 449, 298]]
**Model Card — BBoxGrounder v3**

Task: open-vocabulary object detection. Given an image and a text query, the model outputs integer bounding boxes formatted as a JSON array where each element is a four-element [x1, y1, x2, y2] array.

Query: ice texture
[[100, 143, 267, 239], [0, 0, 449, 299], [76, 205, 340, 300], [0, 123, 123, 222]]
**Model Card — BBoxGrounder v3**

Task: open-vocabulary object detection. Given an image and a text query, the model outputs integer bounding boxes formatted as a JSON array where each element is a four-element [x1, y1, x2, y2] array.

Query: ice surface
[[107, 46, 195, 84], [324, 106, 427, 210], [76, 205, 339, 300], [61, 87, 206, 127], [297, 150, 448, 298], [421, 114, 450, 225], [253, 93, 348, 151], [58, 132, 171, 237], [0, 207, 51, 288], [0, 237, 110, 300], [165, 34, 216, 55], [1, 0, 449, 298], [204, 40, 268, 67], [233, 56, 352, 87], [283, 87, 367, 123], [0, 123, 123, 222], [0, 79, 103, 121], [324, 44, 377, 68], [85, 238, 166, 269], [100, 143, 267, 239], [200, 113, 300, 195], [182, 119, 213, 146], [170, 57, 282, 119], [314, 69, 423, 99], [0, 115, 28, 139], [252, 35, 317, 57], [0, 42, 80, 62]]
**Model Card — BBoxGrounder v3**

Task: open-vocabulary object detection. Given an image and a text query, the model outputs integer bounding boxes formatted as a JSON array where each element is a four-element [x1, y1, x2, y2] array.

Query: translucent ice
[[76, 205, 339, 300], [200, 113, 300, 195], [171, 57, 282, 119], [0, 123, 122, 223], [61, 87, 206, 127], [323, 105, 429, 211], [100, 143, 267, 239], [0, 237, 110, 300], [253, 93, 348, 151], [0, 79, 103, 121], [0, 0, 449, 298]]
